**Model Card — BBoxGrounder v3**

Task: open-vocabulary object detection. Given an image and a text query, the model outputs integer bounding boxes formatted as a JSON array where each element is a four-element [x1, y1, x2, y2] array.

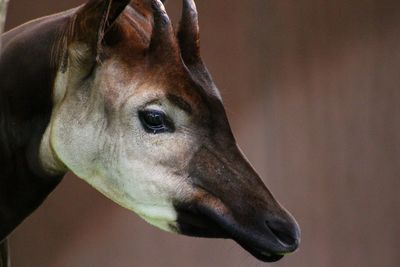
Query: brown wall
[[5, 0, 400, 266]]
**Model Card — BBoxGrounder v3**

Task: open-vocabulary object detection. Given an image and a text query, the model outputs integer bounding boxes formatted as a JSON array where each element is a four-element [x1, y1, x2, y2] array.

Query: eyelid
[[144, 104, 164, 111]]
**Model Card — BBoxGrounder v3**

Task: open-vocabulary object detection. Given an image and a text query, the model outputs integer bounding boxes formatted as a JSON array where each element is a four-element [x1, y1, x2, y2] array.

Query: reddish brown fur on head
[[42, 0, 300, 263]]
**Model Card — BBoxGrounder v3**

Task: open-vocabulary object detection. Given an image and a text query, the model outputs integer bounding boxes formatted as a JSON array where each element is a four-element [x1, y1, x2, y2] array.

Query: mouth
[[173, 203, 298, 263], [239, 242, 285, 262], [173, 204, 228, 238]]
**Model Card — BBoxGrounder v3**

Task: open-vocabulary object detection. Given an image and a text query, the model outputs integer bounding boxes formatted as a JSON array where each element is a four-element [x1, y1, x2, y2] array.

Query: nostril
[[265, 219, 299, 250]]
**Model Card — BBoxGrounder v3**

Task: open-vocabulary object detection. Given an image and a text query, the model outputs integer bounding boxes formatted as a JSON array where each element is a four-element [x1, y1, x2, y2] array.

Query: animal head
[[40, 0, 300, 262]]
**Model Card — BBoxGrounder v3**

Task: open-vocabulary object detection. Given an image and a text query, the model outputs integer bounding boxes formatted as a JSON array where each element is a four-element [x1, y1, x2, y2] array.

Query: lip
[[238, 241, 285, 262], [252, 251, 284, 262], [174, 204, 293, 263], [174, 206, 228, 238]]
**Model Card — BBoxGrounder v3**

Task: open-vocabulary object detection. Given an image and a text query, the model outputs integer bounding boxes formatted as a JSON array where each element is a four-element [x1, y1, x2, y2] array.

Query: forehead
[[97, 8, 221, 115], [96, 58, 212, 114]]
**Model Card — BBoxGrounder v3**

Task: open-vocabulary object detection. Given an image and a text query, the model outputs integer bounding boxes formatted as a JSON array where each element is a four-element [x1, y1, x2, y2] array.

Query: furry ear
[[74, 0, 131, 43], [58, 0, 131, 77], [70, 0, 131, 61]]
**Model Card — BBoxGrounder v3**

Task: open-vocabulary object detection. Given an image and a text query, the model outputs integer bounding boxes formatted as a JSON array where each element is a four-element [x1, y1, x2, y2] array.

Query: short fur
[[0, 0, 300, 263]]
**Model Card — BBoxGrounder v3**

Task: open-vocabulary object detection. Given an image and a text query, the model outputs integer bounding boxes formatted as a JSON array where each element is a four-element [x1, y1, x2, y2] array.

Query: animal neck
[[0, 11, 74, 241], [0, 239, 9, 267]]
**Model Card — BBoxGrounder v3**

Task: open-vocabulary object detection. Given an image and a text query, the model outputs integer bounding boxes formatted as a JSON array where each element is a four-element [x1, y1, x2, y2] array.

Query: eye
[[138, 110, 175, 134]]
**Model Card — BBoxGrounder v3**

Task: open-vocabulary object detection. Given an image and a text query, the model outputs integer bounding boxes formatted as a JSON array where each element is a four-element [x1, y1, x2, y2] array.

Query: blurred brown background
[[4, 0, 400, 266]]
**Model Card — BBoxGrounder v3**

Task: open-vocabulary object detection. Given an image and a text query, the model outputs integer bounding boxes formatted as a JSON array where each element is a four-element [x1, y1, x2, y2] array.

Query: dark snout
[[241, 212, 300, 261], [174, 145, 300, 262], [175, 198, 300, 262], [265, 215, 300, 253]]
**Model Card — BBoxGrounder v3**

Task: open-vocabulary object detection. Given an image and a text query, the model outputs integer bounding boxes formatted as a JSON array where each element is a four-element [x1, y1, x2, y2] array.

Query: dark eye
[[138, 110, 175, 134]]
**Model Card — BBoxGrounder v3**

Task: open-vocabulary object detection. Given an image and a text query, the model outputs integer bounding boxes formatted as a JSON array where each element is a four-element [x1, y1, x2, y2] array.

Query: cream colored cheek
[[85, 160, 189, 233]]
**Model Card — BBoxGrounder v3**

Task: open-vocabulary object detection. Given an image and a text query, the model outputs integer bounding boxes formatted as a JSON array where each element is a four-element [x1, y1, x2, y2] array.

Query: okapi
[[0, 0, 300, 264]]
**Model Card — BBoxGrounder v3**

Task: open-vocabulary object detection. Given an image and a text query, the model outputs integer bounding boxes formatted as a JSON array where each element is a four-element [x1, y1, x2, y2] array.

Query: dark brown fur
[[0, 0, 299, 263], [0, 11, 72, 242]]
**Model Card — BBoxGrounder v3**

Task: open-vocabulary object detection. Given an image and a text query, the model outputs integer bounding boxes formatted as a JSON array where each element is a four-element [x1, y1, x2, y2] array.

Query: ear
[[69, 0, 131, 64]]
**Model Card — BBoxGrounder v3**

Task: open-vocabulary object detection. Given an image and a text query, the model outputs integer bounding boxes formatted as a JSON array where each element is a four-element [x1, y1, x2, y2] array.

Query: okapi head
[[40, 0, 300, 262]]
